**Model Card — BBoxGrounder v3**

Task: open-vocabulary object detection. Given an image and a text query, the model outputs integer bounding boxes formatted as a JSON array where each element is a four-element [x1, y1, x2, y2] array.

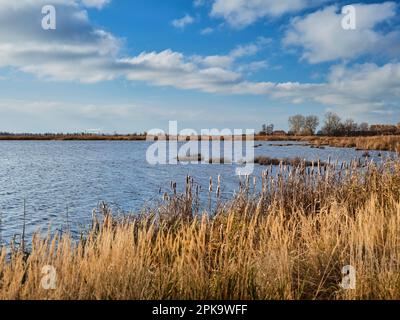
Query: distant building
[[273, 130, 287, 136]]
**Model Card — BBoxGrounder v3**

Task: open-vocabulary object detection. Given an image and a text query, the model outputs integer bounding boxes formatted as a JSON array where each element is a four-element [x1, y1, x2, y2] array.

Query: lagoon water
[[0, 140, 395, 243]]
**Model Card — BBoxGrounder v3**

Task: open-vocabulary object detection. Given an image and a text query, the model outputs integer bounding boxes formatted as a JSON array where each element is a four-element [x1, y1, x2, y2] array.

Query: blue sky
[[0, 0, 399, 133]]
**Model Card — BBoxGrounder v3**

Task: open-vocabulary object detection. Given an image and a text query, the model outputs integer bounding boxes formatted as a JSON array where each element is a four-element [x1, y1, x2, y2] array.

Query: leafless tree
[[359, 122, 370, 133], [343, 119, 358, 136], [303, 115, 319, 135], [322, 112, 342, 136], [288, 115, 305, 135]]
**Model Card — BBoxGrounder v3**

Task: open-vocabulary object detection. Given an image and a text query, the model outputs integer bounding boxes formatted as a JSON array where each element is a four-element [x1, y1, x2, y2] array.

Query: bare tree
[[261, 124, 267, 135], [343, 119, 358, 136], [261, 123, 274, 135], [266, 124, 274, 135], [322, 112, 342, 136], [303, 115, 319, 135], [288, 115, 305, 135], [359, 122, 370, 133]]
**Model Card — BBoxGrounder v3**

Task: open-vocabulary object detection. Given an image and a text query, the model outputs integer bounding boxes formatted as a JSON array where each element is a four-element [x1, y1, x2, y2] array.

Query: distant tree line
[[288, 115, 320, 135], [260, 112, 400, 137], [318, 112, 400, 136], [261, 124, 274, 135]]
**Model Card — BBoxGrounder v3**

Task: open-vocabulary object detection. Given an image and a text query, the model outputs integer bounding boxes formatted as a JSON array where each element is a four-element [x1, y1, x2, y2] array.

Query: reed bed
[[255, 135, 400, 152], [304, 135, 400, 152], [0, 159, 400, 300], [253, 156, 326, 167]]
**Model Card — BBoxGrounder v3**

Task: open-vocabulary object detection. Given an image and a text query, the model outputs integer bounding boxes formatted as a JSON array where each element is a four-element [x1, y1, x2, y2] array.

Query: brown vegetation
[[254, 156, 325, 167], [0, 134, 147, 141], [255, 135, 400, 152], [305, 135, 400, 153], [1, 160, 400, 300]]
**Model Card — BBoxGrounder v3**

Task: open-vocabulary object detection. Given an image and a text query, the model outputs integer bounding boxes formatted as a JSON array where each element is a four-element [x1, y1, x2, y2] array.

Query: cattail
[[21, 199, 26, 253], [172, 182, 177, 194], [0, 210, 2, 246], [163, 192, 169, 201], [91, 208, 98, 230], [216, 175, 221, 198], [216, 185, 221, 199]]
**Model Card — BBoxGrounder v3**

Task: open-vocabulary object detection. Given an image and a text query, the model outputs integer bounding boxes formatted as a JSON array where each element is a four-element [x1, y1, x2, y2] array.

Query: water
[[0, 140, 395, 243]]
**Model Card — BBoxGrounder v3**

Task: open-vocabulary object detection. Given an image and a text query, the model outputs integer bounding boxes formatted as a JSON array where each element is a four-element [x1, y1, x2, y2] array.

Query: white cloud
[[172, 14, 195, 29], [237, 60, 269, 74], [210, 0, 331, 28], [0, 0, 121, 82], [230, 37, 271, 58], [0, 0, 111, 10], [81, 0, 110, 9], [194, 55, 233, 68], [119, 50, 242, 93], [200, 27, 214, 35], [194, 0, 207, 7], [119, 50, 400, 118], [190, 37, 271, 69], [266, 62, 400, 117], [322, 63, 400, 106], [0, 0, 266, 87], [284, 2, 399, 63], [0, 0, 398, 119]]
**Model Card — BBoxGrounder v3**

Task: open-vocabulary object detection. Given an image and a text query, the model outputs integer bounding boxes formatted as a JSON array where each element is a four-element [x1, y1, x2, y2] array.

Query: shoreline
[[0, 134, 399, 152]]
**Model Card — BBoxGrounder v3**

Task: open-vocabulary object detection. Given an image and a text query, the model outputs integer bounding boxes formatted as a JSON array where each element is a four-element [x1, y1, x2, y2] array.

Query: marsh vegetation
[[1, 159, 399, 300]]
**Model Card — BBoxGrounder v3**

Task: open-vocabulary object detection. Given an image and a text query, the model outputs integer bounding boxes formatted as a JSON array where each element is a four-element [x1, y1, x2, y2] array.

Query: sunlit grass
[[0, 159, 399, 300]]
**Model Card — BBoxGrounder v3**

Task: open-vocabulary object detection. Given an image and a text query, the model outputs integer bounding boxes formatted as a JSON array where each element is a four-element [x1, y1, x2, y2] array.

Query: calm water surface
[[0, 140, 395, 243]]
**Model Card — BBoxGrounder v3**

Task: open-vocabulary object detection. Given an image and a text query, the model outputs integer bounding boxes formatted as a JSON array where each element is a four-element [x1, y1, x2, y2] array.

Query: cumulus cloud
[[191, 36, 271, 69], [268, 62, 400, 117], [81, 0, 110, 9], [0, 0, 267, 88], [283, 2, 400, 63], [117, 50, 400, 118], [0, 0, 121, 82], [237, 60, 269, 74], [172, 14, 195, 29], [200, 27, 214, 35], [0, 0, 398, 119], [320, 63, 400, 109], [210, 0, 332, 28], [119, 50, 242, 93]]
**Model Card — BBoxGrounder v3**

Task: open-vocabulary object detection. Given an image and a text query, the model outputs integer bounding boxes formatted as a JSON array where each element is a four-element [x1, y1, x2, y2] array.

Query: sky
[[0, 0, 399, 133]]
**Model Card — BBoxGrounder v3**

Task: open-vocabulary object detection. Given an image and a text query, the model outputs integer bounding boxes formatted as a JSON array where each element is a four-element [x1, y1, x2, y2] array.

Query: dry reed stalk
[[0, 160, 399, 300]]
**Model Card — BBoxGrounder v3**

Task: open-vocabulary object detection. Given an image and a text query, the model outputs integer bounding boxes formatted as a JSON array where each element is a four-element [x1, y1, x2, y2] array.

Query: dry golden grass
[[303, 135, 400, 152], [255, 135, 400, 152], [0, 160, 400, 300], [0, 134, 147, 141]]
